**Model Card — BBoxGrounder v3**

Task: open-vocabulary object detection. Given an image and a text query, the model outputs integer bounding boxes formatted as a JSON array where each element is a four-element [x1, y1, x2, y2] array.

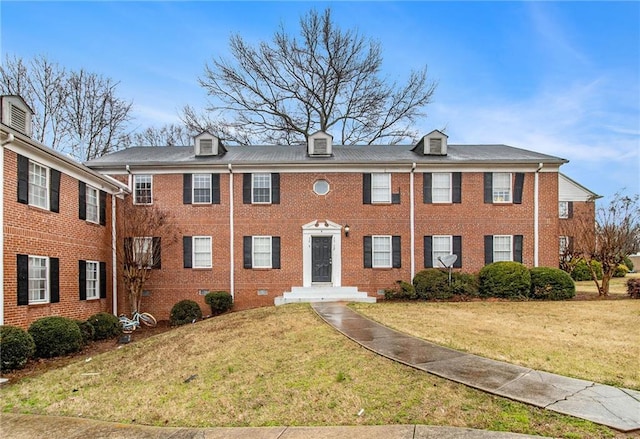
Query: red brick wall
[[121, 169, 562, 319], [3, 149, 113, 329]]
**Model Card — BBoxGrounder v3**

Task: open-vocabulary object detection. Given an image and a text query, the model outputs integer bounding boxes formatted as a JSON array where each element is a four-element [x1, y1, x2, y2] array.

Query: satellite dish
[[437, 254, 458, 268]]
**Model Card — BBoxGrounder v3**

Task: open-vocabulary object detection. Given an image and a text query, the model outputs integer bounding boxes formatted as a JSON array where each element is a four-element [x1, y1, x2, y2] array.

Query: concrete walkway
[[311, 302, 640, 433]]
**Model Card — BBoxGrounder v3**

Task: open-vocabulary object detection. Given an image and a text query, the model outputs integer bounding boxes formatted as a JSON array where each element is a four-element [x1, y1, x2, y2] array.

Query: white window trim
[[192, 174, 212, 204], [371, 173, 392, 204], [432, 172, 452, 203], [372, 235, 392, 268], [133, 175, 153, 205], [252, 235, 272, 268], [493, 235, 513, 262], [559, 201, 569, 219], [133, 236, 154, 268], [86, 185, 100, 223], [29, 160, 50, 210], [251, 173, 272, 204], [559, 236, 570, 255], [28, 255, 49, 304], [492, 172, 512, 203], [192, 236, 213, 269], [85, 260, 100, 300], [433, 235, 453, 267]]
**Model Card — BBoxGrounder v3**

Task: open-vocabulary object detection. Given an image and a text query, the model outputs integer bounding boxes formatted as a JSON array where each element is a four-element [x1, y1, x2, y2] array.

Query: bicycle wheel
[[139, 312, 157, 327]]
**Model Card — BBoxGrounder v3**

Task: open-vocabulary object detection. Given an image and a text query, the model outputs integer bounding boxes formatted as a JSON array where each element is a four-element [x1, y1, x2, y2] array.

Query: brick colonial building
[[2, 95, 599, 326]]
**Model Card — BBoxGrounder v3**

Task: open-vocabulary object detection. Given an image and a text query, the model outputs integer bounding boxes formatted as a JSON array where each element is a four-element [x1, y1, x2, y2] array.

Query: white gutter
[[0, 134, 13, 324], [228, 164, 235, 300], [534, 162, 543, 267], [410, 162, 417, 281]]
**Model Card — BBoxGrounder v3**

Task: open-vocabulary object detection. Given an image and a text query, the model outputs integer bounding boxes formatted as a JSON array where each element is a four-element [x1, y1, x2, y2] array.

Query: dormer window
[[1, 95, 34, 137], [194, 132, 226, 157], [308, 131, 333, 157], [429, 138, 442, 154], [413, 129, 448, 156], [199, 138, 213, 155]]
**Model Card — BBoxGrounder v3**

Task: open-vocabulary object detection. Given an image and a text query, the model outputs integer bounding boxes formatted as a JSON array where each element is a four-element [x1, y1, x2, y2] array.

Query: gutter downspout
[[410, 162, 417, 281], [534, 163, 543, 267], [112, 190, 121, 316], [0, 134, 13, 325], [228, 164, 235, 300]]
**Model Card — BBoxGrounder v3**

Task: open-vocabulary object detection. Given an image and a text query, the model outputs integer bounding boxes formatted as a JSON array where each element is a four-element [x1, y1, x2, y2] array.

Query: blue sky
[[1, 1, 638, 202]]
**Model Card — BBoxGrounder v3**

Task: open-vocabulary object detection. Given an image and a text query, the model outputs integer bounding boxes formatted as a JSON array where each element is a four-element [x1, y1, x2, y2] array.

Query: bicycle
[[119, 310, 157, 333]]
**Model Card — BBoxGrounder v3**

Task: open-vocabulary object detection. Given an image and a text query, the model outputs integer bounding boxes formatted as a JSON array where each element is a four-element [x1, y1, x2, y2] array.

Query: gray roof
[[85, 144, 568, 170]]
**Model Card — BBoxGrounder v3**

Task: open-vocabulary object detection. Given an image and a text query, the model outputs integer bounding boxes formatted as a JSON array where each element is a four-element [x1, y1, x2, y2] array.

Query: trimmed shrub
[[75, 320, 96, 345], [87, 312, 121, 340], [205, 291, 233, 315], [170, 300, 203, 326], [623, 256, 634, 272], [627, 278, 640, 299], [479, 262, 531, 299], [413, 269, 451, 300], [613, 264, 629, 278], [384, 280, 417, 300], [0, 325, 35, 372], [28, 317, 83, 358], [529, 267, 575, 300], [571, 259, 603, 281], [450, 272, 480, 298]]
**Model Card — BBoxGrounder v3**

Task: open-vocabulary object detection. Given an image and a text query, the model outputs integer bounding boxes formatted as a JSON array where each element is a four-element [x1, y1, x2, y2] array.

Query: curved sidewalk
[[311, 302, 640, 433]]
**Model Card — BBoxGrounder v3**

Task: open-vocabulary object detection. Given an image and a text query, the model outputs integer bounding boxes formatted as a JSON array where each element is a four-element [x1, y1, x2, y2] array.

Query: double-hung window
[[432, 173, 452, 203], [29, 161, 49, 209], [86, 186, 99, 223], [371, 173, 391, 203], [252, 174, 272, 203], [85, 261, 99, 299], [133, 237, 154, 268], [134, 175, 152, 204], [193, 174, 212, 204], [559, 236, 570, 255], [493, 235, 513, 262], [193, 236, 212, 268], [372, 235, 392, 268], [559, 201, 569, 219], [29, 256, 49, 304], [492, 173, 511, 203], [432, 235, 452, 267], [252, 236, 272, 268]]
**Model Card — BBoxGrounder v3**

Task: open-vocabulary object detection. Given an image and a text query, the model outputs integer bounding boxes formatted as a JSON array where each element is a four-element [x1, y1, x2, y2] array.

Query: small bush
[[570, 259, 603, 281], [627, 278, 640, 299], [384, 280, 417, 300], [87, 312, 121, 340], [623, 256, 634, 272], [529, 267, 575, 300], [613, 264, 629, 278], [170, 300, 203, 326], [28, 317, 83, 358], [205, 291, 233, 315], [479, 262, 531, 299], [450, 272, 480, 298], [0, 325, 35, 372], [413, 269, 451, 300], [75, 320, 95, 345]]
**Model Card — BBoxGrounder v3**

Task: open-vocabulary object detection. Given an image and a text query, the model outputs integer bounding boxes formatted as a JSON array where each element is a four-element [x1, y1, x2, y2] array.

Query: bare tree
[[1, 54, 133, 161], [191, 8, 437, 145], [563, 192, 640, 296], [118, 199, 179, 313], [120, 123, 194, 147]]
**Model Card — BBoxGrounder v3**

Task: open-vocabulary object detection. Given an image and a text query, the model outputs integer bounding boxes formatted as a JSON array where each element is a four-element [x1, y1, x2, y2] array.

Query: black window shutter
[[99, 190, 107, 225], [568, 202, 574, 218], [271, 173, 280, 204], [272, 237, 281, 269], [212, 174, 220, 204], [99, 262, 107, 299], [568, 236, 574, 252], [243, 174, 251, 204], [363, 173, 371, 204], [484, 235, 494, 264], [452, 173, 462, 204], [183, 236, 192, 268], [183, 174, 192, 204], [392, 236, 401, 268], [78, 181, 87, 220], [152, 237, 162, 269], [123, 237, 132, 269], [243, 236, 252, 268], [484, 173, 493, 204], [424, 236, 433, 268], [423, 173, 432, 204], [17, 254, 29, 306], [363, 236, 372, 268], [514, 235, 523, 263], [79, 260, 87, 300], [50, 257, 60, 303], [453, 236, 462, 268], [50, 169, 61, 213], [514, 173, 524, 204], [17, 154, 29, 204]]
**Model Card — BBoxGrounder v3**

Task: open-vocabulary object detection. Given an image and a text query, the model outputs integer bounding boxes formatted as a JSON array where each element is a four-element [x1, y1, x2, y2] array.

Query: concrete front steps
[[274, 286, 376, 306]]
